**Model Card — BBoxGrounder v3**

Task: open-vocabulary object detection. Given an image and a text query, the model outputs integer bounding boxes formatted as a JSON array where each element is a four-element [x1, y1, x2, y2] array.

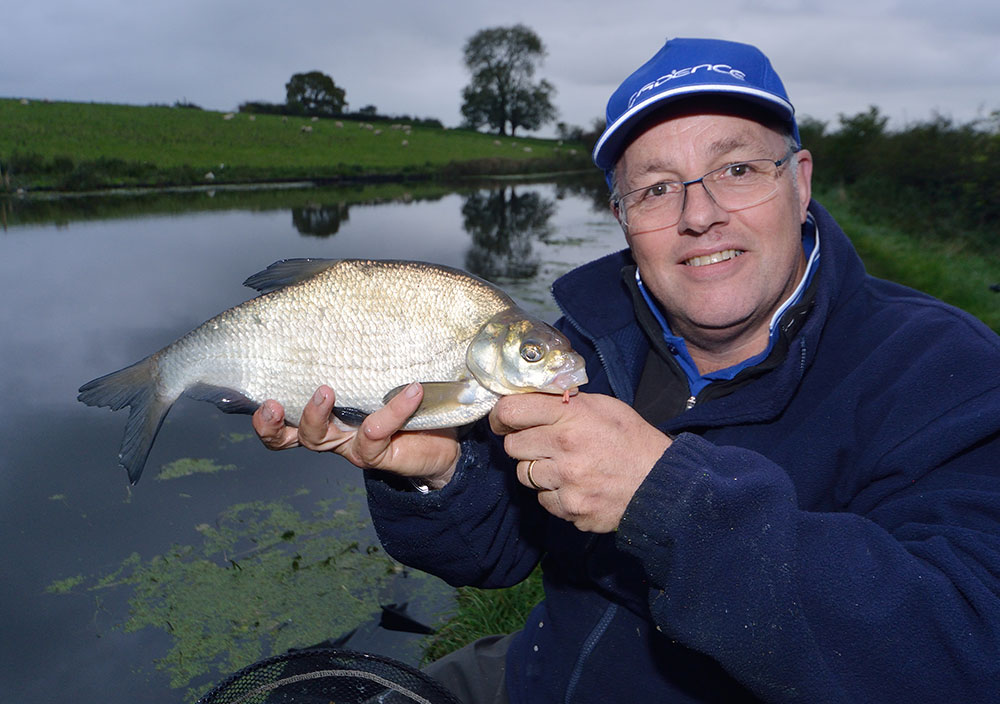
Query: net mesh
[[197, 648, 461, 704]]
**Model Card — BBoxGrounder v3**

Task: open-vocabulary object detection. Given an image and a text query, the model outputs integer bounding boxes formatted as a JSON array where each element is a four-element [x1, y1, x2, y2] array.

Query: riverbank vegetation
[[0, 98, 590, 192], [800, 107, 999, 253]]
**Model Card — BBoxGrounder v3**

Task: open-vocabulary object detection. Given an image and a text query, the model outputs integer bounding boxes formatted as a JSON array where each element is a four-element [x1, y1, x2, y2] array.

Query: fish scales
[[78, 258, 588, 484], [161, 261, 509, 419]]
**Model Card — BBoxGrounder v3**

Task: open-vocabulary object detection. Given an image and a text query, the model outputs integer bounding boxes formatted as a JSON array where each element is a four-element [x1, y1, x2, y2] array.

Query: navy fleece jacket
[[365, 201, 1000, 703]]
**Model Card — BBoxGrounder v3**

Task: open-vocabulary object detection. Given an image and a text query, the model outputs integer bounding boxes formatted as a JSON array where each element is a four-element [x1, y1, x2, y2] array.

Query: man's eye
[[644, 183, 676, 199], [724, 163, 754, 178]]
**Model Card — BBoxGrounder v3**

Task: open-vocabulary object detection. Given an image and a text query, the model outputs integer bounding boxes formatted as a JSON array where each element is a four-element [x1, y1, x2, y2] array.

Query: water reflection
[[0, 174, 620, 704], [0, 181, 452, 231], [291, 201, 351, 237], [552, 172, 615, 215], [462, 186, 555, 280]]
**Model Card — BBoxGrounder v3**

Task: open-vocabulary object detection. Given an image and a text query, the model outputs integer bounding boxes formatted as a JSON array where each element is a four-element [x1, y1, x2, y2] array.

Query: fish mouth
[[549, 361, 589, 391], [682, 248, 744, 267]]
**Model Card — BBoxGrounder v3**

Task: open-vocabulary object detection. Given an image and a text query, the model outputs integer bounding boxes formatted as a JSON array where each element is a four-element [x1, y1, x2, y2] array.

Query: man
[[254, 38, 1000, 703]]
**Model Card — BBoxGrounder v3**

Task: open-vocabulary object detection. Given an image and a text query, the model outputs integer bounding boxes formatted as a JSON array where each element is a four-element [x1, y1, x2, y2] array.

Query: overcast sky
[[6, 0, 999, 138]]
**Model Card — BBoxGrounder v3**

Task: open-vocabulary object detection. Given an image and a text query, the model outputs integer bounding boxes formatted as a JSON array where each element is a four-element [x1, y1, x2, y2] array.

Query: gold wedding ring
[[526, 459, 545, 491]]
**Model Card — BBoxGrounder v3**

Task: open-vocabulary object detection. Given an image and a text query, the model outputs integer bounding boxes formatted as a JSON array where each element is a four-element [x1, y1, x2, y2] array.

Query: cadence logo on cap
[[628, 63, 747, 108]]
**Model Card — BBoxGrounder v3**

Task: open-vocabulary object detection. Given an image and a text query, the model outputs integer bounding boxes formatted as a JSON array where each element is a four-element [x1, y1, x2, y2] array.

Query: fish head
[[466, 308, 589, 396]]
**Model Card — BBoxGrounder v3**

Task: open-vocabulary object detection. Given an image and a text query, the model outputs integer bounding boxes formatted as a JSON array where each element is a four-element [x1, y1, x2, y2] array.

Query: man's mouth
[[683, 249, 744, 267]]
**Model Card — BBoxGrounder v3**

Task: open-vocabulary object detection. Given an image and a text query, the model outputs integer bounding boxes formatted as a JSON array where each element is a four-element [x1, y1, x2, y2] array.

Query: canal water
[[0, 175, 622, 702]]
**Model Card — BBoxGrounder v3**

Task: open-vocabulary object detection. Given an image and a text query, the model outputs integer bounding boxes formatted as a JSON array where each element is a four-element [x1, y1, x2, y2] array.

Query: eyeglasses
[[613, 148, 797, 232]]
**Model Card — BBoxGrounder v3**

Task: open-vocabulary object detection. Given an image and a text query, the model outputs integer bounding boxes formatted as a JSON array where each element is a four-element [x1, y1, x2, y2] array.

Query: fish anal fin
[[186, 384, 261, 415], [332, 406, 369, 427]]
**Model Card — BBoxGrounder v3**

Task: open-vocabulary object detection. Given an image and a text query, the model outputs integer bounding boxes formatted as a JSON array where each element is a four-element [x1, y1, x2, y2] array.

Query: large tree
[[460, 24, 557, 136], [285, 71, 347, 117]]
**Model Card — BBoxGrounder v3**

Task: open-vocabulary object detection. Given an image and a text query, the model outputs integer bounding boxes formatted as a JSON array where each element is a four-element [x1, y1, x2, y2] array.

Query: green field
[[0, 98, 590, 190]]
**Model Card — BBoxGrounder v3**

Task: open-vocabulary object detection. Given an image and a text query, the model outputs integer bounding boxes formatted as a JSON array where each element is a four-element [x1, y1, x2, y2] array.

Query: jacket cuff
[[364, 434, 485, 508], [615, 431, 798, 586]]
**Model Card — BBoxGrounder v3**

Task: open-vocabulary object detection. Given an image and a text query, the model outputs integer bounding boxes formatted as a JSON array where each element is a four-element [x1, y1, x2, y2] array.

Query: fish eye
[[520, 341, 546, 363]]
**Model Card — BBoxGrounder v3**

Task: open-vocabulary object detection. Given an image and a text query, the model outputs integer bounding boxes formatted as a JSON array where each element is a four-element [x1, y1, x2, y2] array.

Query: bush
[[805, 107, 998, 249]]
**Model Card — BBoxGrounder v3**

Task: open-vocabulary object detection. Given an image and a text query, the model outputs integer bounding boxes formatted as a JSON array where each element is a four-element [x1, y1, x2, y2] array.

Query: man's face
[[615, 111, 813, 365]]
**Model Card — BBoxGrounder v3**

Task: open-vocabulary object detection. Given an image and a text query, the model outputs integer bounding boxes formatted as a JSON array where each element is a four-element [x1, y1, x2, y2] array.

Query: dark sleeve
[[364, 421, 547, 588], [617, 395, 1000, 703]]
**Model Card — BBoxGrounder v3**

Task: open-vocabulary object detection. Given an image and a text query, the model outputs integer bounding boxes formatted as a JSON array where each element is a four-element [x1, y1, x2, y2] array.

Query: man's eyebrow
[[626, 158, 677, 180], [705, 135, 757, 158]]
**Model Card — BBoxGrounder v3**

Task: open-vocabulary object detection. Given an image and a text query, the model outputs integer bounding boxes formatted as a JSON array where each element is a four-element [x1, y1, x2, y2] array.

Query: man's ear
[[794, 148, 814, 221]]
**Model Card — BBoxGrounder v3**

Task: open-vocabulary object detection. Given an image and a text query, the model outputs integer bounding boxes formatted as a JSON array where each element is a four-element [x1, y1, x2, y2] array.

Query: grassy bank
[[0, 98, 590, 191], [818, 189, 1000, 332], [421, 568, 544, 665]]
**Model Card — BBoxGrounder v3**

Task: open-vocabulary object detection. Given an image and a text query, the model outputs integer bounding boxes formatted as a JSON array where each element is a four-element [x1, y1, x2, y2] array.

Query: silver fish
[[78, 258, 589, 484]]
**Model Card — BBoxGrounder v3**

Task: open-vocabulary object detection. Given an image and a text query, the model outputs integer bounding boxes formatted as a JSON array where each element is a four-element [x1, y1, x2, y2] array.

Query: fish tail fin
[[78, 356, 173, 485]]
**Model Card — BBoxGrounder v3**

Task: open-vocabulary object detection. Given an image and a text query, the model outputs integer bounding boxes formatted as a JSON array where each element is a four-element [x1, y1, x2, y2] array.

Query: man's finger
[[332, 382, 422, 470], [252, 399, 300, 450], [490, 392, 568, 435], [360, 382, 423, 443], [298, 385, 337, 449]]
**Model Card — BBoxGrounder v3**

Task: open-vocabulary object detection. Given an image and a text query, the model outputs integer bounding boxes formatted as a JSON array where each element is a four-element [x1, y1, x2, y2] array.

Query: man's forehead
[[621, 117, 779, 177]]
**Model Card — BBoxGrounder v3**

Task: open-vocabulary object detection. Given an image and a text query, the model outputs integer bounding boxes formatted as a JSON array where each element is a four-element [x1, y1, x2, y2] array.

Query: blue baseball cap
[[592, 38, 800, 176]]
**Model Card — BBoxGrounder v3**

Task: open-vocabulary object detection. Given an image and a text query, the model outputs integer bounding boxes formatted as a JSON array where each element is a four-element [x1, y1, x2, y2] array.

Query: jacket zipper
[[556, 294, 701, 415], [554, 300, 627, 399]]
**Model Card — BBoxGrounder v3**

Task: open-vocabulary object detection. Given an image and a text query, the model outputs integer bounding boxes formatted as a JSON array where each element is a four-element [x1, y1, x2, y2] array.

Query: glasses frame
[[613, 147, 798, 230]]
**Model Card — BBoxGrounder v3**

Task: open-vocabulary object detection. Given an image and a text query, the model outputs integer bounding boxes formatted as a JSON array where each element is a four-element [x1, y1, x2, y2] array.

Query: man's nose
[[676, 181, 728, 234]]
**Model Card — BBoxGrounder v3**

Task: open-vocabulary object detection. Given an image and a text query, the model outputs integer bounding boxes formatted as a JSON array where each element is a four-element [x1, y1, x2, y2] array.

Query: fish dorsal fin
[[242, 258, 339, 293]]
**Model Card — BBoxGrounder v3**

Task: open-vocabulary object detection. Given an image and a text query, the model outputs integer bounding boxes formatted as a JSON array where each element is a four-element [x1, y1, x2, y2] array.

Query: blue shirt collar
[[635, 213, 821, 397]]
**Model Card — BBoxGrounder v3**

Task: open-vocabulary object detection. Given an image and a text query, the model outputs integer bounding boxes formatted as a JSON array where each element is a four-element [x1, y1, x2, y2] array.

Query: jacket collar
[[631, 213, 820, 397], [551, 200, 867, 429]]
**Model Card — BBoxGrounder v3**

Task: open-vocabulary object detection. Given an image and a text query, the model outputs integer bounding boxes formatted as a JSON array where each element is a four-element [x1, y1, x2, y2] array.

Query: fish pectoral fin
[[384, 380, 487, 412], [242, 258, 337, 293], [186, 384, 260, 415]]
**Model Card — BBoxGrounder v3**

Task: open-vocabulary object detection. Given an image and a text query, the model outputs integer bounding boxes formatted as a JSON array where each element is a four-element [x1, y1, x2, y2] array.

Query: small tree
[[460, 24, 557, 136], [285, 71, 347, 117]]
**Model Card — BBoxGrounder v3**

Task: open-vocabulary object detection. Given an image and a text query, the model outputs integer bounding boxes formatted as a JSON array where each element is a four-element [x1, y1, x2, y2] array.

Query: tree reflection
[[461, 186, 555, 280], [291, 202, 350, 237], [553, 170, 612, 214]]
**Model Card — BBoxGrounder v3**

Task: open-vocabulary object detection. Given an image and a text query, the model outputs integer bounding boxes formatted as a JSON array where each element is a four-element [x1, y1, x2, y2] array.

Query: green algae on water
[[156, 457, 238, 480], [47, 494, 417, 701]]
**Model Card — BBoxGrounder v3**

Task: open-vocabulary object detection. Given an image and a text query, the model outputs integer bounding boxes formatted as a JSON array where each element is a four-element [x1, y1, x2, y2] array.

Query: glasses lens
[[618, 183, 683, 229], [617, 157, 786, 231], [703, 160, 780, 212]]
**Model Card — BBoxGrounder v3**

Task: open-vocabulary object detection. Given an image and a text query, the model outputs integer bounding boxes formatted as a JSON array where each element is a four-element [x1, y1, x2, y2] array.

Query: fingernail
[[404, 382, 420, 398], [262, 404, 275, 422], [312, 388, 327, 405]]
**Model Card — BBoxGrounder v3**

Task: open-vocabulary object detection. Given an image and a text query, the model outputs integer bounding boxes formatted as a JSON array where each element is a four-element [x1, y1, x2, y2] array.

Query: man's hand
[[252, 383, 461, 489], [490, 392, 671, 533]]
